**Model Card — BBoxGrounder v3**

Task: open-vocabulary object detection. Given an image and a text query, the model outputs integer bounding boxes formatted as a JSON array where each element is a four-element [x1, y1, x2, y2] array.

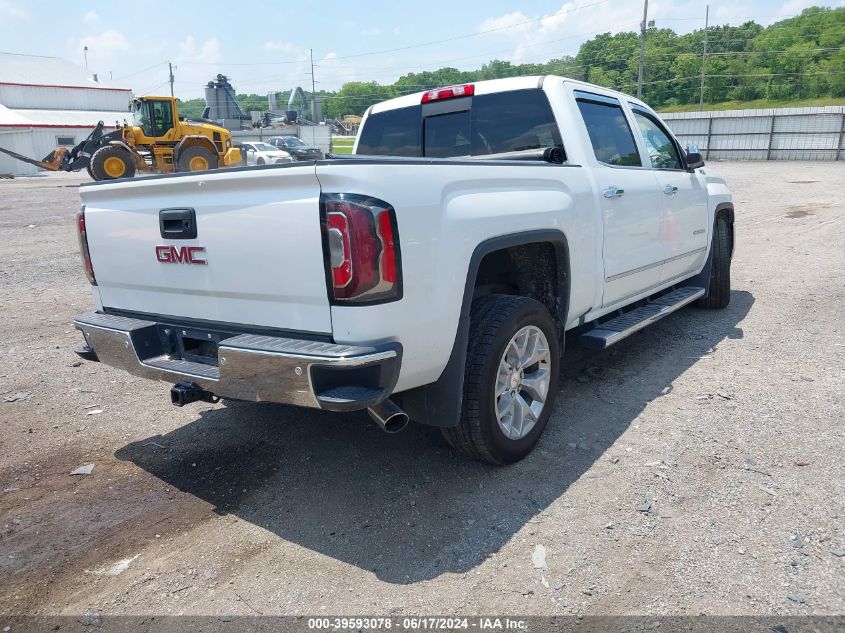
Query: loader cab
[[131, 97, 176, 140]]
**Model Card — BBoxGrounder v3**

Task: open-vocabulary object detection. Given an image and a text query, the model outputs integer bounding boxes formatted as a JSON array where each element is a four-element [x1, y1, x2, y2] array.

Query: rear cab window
[[574, 91, 641, 167], [356, 89, 564, 159]]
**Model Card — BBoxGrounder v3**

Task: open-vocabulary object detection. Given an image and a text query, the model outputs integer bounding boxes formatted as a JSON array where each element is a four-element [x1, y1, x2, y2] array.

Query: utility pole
[[636, 0, 649, 99], [699, 4, 709, 110], [168, 62, 175, 97], [309, 48, 317, 122]]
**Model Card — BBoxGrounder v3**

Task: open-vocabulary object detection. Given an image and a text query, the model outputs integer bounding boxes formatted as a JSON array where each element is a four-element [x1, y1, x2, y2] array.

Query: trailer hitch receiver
[[170, 381, 219, 407]]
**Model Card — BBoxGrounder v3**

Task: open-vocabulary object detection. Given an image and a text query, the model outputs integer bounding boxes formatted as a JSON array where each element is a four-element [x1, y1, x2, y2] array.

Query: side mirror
[[686, 144, 704, 170]]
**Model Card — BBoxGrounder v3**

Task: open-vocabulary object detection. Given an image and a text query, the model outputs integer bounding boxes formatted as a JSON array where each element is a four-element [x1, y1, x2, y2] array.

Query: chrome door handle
[[603, 186, 624, 199], [663, 185, 678, 195]]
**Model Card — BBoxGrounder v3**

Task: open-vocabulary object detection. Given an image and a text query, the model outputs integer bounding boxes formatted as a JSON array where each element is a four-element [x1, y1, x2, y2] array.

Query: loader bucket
[[0, 145, 69, 171]]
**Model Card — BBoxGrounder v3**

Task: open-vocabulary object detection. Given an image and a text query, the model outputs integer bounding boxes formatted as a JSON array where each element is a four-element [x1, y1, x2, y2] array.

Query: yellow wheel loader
[[0, 96, 242, 181]]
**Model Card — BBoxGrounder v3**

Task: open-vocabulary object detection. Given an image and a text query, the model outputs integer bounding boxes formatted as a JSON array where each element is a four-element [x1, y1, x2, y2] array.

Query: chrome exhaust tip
[[367, 399, 409, 434]]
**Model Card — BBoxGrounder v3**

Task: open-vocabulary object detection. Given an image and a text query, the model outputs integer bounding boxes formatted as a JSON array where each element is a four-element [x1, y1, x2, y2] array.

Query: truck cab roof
[[367, 75, 651, 116]]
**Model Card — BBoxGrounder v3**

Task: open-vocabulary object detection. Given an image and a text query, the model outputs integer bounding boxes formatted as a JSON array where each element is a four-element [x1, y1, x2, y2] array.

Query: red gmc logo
[[155, 245, 207, 265]]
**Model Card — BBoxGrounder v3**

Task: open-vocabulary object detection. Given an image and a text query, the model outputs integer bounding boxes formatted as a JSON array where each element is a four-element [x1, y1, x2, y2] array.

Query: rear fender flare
[[400, 229, 571, 428]]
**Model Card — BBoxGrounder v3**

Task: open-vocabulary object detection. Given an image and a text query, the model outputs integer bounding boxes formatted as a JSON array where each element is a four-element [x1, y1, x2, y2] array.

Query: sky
[[0, 0, 843, 99]]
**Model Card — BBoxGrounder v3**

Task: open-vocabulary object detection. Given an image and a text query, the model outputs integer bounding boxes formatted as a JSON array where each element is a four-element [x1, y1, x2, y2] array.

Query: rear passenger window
[[575, 94, 641, 167], [471, 89, 563, 155], [357, 105, 422, 157]]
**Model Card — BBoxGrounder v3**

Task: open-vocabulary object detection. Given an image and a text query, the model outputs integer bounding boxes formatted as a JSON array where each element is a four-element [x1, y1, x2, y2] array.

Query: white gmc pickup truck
[[73, 75, 734, 464]]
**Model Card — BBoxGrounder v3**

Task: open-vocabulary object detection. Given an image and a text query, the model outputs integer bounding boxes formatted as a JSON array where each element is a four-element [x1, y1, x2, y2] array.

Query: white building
[[0, 52, 132, 176]]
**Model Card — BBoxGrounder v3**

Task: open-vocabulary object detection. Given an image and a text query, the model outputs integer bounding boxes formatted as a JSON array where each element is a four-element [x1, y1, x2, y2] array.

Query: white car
[[72, 75, 733, 464], [240, 142, 292, 165]]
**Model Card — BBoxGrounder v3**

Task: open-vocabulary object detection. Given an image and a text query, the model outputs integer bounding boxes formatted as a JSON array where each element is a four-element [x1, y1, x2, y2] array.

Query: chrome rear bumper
[[73, 312, 401, 411]]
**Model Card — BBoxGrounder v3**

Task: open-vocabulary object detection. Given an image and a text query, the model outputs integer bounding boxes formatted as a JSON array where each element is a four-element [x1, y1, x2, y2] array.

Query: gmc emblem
[[155, 245, 207, 265]]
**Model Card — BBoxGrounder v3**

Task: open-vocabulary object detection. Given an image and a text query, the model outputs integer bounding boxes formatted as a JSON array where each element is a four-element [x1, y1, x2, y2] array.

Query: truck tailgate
[[79, 166, 331, 333]]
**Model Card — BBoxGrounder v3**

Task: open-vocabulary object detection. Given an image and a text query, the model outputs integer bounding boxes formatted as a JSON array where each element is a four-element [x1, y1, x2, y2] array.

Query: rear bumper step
[[73, 312, 401, 411], [581, 286, 705, 350]]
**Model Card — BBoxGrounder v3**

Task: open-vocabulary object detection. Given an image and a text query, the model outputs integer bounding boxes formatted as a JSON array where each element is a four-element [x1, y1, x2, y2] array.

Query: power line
[[175, 58, 301, 66], [115, 61, 167, 81], [623, 70, 845, 88], [658, 12, 808, 21], [136, 80, 170, 95], [229, 25, 636, 87]]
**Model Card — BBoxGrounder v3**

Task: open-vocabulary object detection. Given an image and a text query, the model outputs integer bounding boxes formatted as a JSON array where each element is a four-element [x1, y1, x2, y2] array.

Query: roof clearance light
[[421, 84, 475, 104]]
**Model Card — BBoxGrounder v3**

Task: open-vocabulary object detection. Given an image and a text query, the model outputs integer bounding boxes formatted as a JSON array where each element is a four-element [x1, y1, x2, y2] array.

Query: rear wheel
[[442, 295, 560, 465], [89, 146, 136, 181], [177, 146, 219, 172], [697, 215, 732, 309]]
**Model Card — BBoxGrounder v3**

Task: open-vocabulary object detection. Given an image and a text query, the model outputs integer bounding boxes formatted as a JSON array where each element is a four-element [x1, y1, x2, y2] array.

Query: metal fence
[[662, 106, 845, 161]]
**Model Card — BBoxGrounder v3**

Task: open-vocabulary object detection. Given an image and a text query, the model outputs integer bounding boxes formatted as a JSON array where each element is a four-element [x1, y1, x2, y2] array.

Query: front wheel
[[89, 146, 136, 181], [442, 295, 560, 465]]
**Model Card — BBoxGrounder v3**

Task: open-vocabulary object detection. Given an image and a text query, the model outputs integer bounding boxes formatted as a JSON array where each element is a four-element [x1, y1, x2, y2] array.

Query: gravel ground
[[0, 163, 843, 618]]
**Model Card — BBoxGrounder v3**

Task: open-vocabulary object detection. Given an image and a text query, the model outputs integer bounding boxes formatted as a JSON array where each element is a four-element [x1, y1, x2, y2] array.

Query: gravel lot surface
[[0, 163, 843, 618]]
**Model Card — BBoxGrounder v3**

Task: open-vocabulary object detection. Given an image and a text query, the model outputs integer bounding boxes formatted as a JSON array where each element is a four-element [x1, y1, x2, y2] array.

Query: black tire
[[89, 146, 136, 181], [257, 157, 265, 165], [698, 215, 732, 309], [442, 294, 560, 465], [85, 163, 95, 180], [177, 146, 219, 172]]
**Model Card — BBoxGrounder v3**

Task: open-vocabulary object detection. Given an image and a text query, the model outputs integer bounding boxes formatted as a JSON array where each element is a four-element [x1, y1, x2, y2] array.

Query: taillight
[[321, 194, 401, 303], [76, 206, 96, 285], [421, 83, 474, 103]]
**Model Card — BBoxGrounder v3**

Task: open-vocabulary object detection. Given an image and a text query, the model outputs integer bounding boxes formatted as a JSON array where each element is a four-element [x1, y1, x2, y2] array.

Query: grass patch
[[658, 97, 845, 113], [331, 137, 355, 155]]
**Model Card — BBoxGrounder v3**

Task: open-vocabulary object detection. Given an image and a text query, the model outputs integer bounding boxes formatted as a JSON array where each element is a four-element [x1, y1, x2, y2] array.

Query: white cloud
[[771, 0, 845, 19], [317, 51, 364, 89], [82, 10, 99, 24], [78, 29, 131, 56], [178, 35, 221, 63], [164, 35, 224, 96], [0, 0, 25, 18], [472, 1, 687, 66], [70, 30, 130, 74], [478, 11, 534, 36], [360, 26, 382, 37], [263, 41, 299, 54]]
